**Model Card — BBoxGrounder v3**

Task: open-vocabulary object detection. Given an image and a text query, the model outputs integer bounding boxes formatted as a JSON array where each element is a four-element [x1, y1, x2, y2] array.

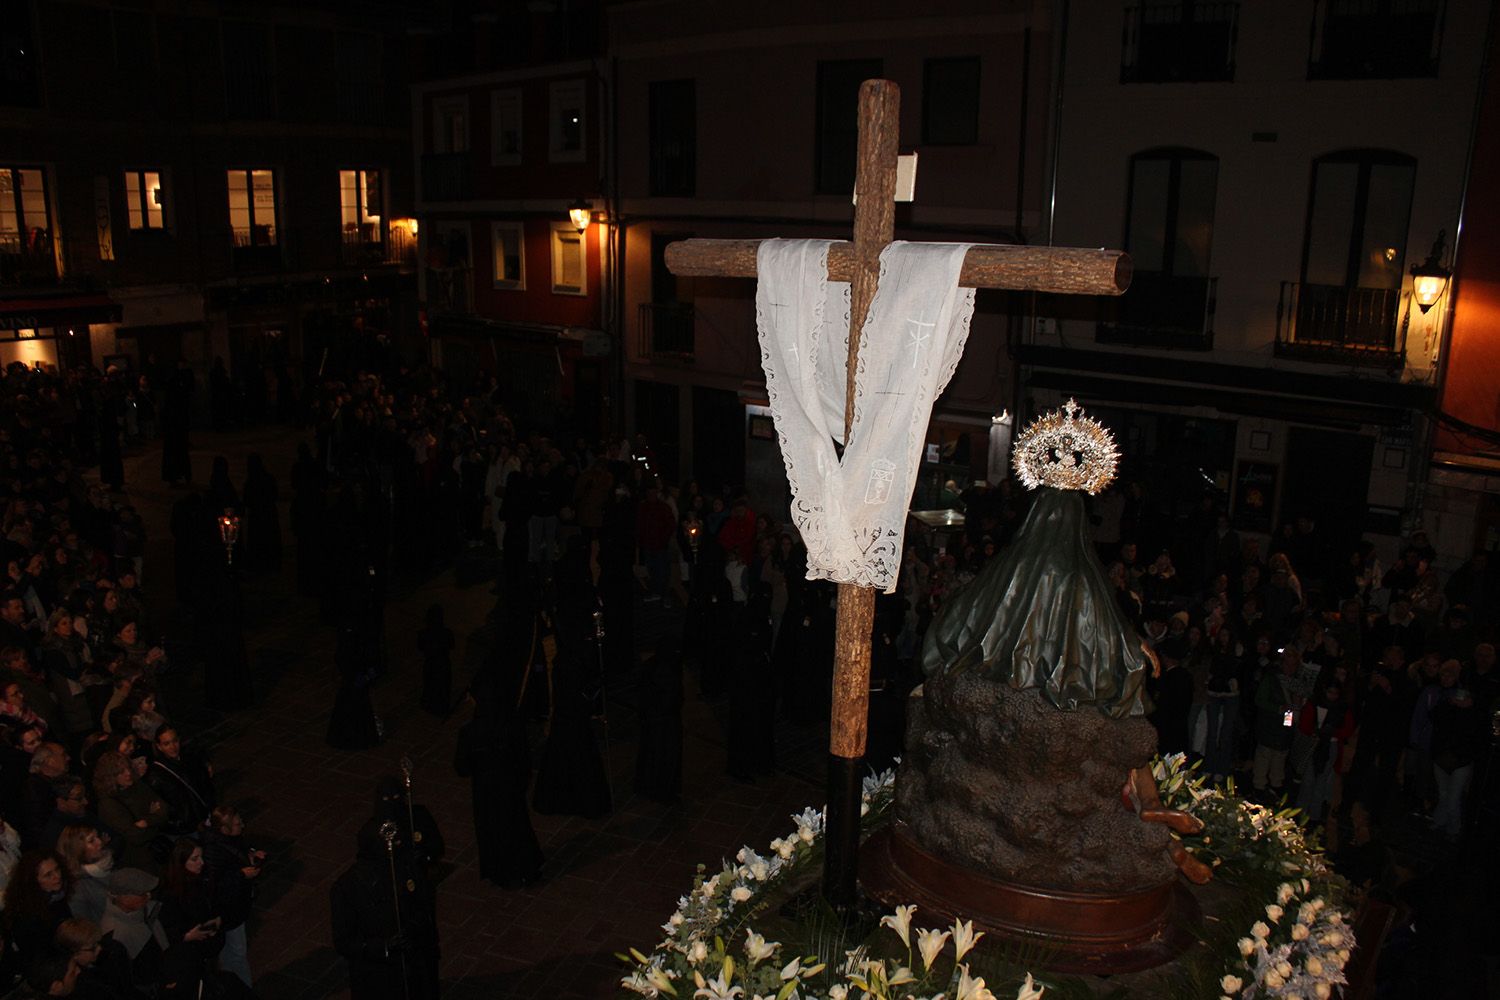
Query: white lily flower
[[1014, 972, 1046, 1000], [951, 919, 985, 962], [880, 905, 916, 949], [744, 930, 779, 965], [692, 970, 743, 1000], [646, 966, 679, 996], [916, 927, 951, 971], [888, 966, 916, 987], [779, 958, 801, 981], [953, 964, 995, 1000], [828, 986, 848, 1000]]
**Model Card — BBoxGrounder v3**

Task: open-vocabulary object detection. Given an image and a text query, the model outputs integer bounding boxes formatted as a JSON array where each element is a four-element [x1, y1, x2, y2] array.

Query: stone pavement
[[113, 426, 833, 1000]]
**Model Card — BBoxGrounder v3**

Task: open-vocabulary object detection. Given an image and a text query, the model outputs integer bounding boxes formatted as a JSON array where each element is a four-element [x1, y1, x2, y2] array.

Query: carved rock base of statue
[[863, 680, 1195, 971]]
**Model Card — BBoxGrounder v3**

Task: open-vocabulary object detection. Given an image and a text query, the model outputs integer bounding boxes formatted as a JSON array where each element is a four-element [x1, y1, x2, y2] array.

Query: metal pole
[[378, 821, 412, 1000]]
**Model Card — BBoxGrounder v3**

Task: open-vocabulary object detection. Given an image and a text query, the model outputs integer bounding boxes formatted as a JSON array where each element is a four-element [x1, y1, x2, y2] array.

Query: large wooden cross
[[666, 80, 1130, 908]]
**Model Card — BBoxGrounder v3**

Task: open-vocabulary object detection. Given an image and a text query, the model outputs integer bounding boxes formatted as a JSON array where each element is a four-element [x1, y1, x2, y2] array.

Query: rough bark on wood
[[828, 78, 899, 762], [665, 239, 1132, 296]]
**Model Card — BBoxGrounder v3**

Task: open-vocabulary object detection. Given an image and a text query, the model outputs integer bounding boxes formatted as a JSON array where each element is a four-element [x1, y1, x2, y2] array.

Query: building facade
[[608, 0, 1056, 500], [413, 57, 611, 437], [1029, 0, 1493, 566], [0, 0, 422, 407]]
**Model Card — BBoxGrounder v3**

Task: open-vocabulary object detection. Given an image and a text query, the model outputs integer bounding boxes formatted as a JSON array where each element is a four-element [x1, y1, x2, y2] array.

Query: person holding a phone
[[156, 840, 224, 981]]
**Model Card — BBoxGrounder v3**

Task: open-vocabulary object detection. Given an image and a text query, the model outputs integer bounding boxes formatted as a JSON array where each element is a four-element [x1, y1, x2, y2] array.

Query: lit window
[[0, 167, 49, 254], [550, 222, 585, 295], [227, 168, 277, 246], [124, 171, 166, 230], [339, 169, 383, 245], [492, 222, 524, 290], [548, 80, 585, 163]]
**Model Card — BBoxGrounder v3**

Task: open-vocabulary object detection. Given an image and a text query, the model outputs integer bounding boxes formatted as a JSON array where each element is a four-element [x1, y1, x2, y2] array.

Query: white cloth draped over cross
[[755, 238, 976, 593]]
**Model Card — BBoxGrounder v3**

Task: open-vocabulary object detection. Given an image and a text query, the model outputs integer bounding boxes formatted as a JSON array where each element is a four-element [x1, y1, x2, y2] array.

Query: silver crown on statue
[[1011, 398, 1120, 495]]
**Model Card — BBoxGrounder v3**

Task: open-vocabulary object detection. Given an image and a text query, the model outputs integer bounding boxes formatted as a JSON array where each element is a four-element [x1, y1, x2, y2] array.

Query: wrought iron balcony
[[1097, 272, 1216, 349], [0, 245, 59, 287], [1275, 281, 1405, 365], [421, 152, 471, 202], [637, 301, 694, 360], [1308, 0, 1444, 79], [1121, 2, 1238, 83]]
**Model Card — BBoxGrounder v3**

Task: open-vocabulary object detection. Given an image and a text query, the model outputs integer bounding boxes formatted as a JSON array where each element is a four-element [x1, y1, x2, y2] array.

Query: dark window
[[923, 57, 980, 145], [1302, 151, 1414, 291], [336, 33, 382, 124], [1282, 150, 1415, 355], [1101, 148, 1219, 347], [112, 10, 155, 73], [649, 79, 696, 197], [1121, 2, 1238, 83], [1308, 0, 1444, 80], [224, 23, 275, 120], [815, 59, 882, 195]]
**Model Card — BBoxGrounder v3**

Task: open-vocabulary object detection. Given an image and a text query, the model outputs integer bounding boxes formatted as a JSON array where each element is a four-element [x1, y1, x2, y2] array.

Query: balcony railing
[[1097, 272, 1216, 349], [421, 153, 471, 202], [637, 301, 695, 359], [1275, 281, 1405, 365], [1308, 0, 1444, 79], [0, 246, 59, 287], [1122, 2, 1238, 83]]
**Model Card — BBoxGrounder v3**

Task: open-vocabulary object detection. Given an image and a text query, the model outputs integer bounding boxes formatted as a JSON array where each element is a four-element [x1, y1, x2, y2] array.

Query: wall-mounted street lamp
[[1411, 230, 1451, 314], [567, 198, 593, 234]]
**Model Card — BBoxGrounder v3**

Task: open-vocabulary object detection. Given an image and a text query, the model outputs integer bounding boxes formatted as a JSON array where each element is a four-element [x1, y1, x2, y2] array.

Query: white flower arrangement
[[1151, 754, 1355, 998], [623, 756, 1354, 1000]]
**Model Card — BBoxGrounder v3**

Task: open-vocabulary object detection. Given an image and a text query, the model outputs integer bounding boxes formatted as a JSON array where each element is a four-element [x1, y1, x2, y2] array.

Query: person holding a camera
[[1252, 647, 1303, 800]]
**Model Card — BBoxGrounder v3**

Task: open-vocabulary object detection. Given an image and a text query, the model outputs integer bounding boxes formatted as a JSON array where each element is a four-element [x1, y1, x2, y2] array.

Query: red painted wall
[[1437, 21, 1500, 448]]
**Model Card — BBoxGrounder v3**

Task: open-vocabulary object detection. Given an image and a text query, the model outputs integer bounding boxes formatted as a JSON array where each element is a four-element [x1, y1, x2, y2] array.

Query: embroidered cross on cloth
[[754, 238, 976, 592]]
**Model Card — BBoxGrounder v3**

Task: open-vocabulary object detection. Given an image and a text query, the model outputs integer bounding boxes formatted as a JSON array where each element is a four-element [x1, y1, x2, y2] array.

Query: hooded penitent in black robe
[[454, 672, 544, 886], [921, 487, 1152, 719]]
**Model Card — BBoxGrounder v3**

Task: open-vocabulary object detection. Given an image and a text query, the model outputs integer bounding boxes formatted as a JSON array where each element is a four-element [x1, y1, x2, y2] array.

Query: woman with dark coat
[[91, 751, 167, 871], [241, 453, 281, 573], [144, 727, 215, 834], [3, 850, 73, 966], [199, 805, 261, 987], [155, 840, 224, 980], [454, 671, 543, 887]]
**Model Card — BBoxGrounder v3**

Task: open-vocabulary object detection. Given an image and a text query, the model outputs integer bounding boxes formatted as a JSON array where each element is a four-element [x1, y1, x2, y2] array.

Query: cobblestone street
[[117, 427, 829, 1000]]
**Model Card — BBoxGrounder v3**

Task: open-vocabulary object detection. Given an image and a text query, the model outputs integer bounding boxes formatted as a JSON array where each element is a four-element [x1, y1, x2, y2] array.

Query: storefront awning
[[0, 294, 122, 332]]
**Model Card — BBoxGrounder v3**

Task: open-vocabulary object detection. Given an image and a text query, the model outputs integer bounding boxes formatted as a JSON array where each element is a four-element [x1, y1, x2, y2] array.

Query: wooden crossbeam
[[666, 239, 1131, 297]]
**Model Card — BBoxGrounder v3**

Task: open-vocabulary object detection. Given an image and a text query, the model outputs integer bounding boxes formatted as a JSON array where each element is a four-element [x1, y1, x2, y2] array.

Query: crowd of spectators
[[0, 361, 255, 999]]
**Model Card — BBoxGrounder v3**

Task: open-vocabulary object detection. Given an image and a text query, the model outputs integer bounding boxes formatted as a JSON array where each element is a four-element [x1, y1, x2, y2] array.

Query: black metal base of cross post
[[822, 752, 866, 911]]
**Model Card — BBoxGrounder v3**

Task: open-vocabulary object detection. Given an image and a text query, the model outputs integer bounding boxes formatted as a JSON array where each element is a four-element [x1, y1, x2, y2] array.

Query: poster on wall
[[1232, 461, 1278, 533]]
